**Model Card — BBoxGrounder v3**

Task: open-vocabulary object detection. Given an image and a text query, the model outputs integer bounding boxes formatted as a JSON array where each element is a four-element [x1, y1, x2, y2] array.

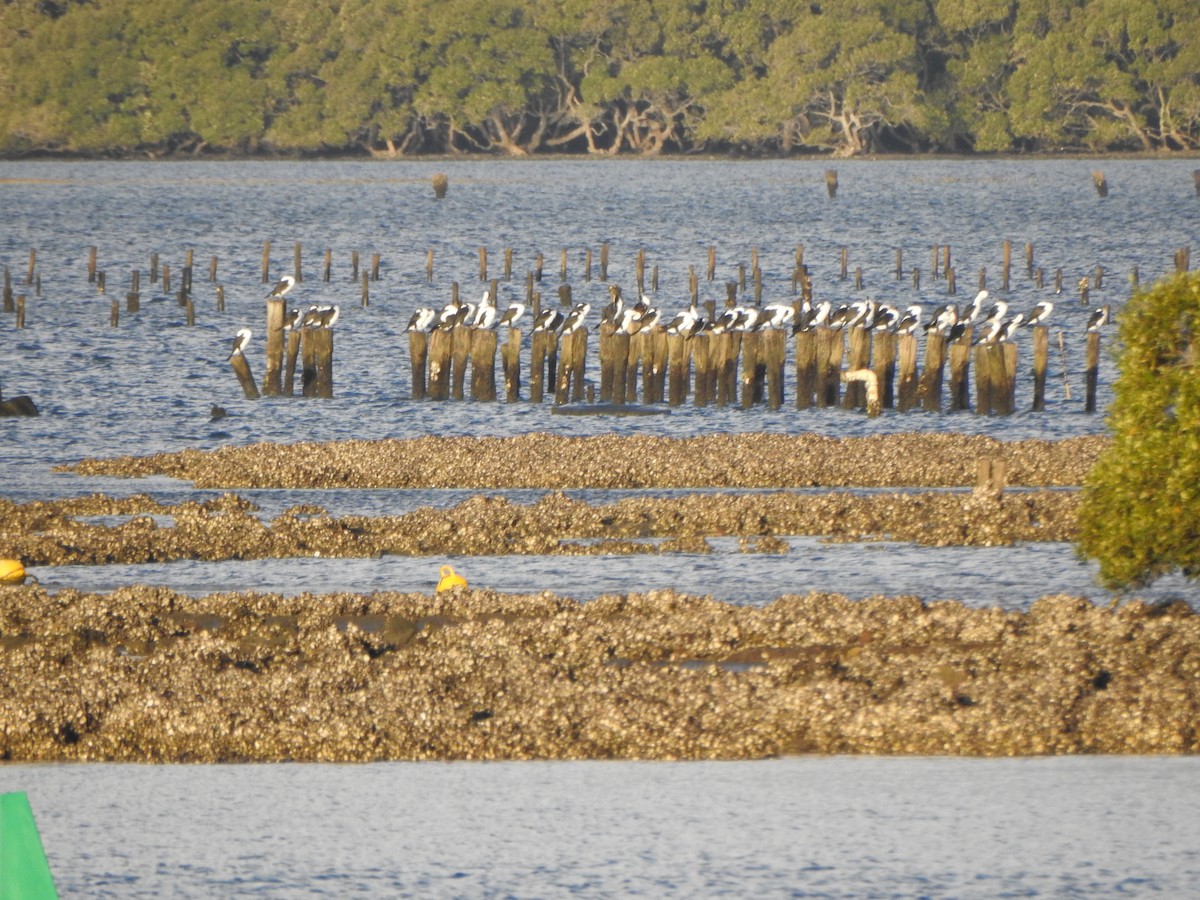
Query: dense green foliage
[[1078, 272, 1200, 589], [2, 0, 1198, 156]]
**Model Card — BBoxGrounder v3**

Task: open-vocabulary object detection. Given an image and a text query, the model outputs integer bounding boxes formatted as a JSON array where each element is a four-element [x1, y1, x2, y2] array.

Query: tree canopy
[[1078, 272, 1200, 590], [1, 0, 1197, 157]]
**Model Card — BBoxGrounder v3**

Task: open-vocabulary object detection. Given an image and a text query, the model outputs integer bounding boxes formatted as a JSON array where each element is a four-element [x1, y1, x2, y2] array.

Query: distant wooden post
[[1086, 331, 1101, 412], [691, 335, 712, 407], [150, 252, 159, 284], [530, 332, 547, 403], [451, 326, 472, 400], [262, 298, 285, 396], [432, 173, 448, 199], [1193, 170, 1200, 197], [126, 270, 140, 312], [1025, 242, 1034, 276], [1000, 342, 1017, 415], [825, 169, 838, 198], [600, 243, 609, 281], [284, 330, 300, 395], [1093, 171, 1109, 198], [872, 331, 897, 408], [715, 332, 738, 407], [426, 250, 434, 284], [261, 241, 271, 283], [323, 249, 332, 282], [1002, 240, 1011, 291], [15, 294, 25, 329], [293, 242, 303, 282], [504, 248, 514, 281], [818, 327, 843, 407], [88, 246, 97, 283], [209, 255, 219, 282], [764, 329, 785, 409], [25, 249, 35, 285], [409, 332, 429, 400], [598, 322, 616, 402], [371, 253, 381, 281], [707, 247, 716, 282], [351, 251, 360, 282], [110, 297, 119, 327], [740, 332, 760, 408], [361, 272, 370, 307], [667, 334, 690, 406], [612, 329, 630, 405], [844, 326, 871, 409], [584, 249, 593, 282], [216, 284, 225, 312]]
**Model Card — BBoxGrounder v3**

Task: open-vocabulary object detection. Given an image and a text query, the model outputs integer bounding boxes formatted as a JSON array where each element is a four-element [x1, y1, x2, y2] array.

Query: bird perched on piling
[[470, 289, 497, 328], [406, 307, 437, 333], [266, 275, 295, 300], [498, 302, 526, 328], [531, 306, 566, 333], [300, 304, 339, 328], [924, 303, 959, 336], [227, 327, 252, 360], [666, 302, 704, 336], [895, 305, 923, 335], [1087, 305, 1112, 331], [1024, 300, 1054, 327], [962, 290, 989, 324], [601, 285, 624, 326], [560, 302, 592, 336], [999, 313, 1025, 342], [281, 307, 301, 332], [983, 299, 1009, 323]]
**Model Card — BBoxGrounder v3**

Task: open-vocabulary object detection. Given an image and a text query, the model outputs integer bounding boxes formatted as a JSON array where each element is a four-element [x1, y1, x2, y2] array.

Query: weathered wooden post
[[263, 297, 285, 396], [351, 251, 360, 282], [162, 264, 171, 295], [1025, 242, 1034, 276], [87, 246, 97, 283], [974, 344, 997, 415], [261, 241, 271, 283], [844, 326, 871, 409], [1093, 170, 1109, 198], [426, 250, 434, 284], [1086, 331, 1101, 412], [817, 327, 842, 407], [371, 252, 380, 282], [716, 331, 738, 407], [149, 252, 159, 284], [502, 328, 522, 401], [504, 247, 514, 281], [427, 328, 453, 400], [15, 294, 25, 329], [530, 332, 547, 403], [764, 329, 785, 409], [840, 247, 849, 281], [667, 333, 690, 406], [432, 172, 448, 199], [872, 331, 897, 408], [284, 329, 300, 395], [949, 333, 972, 411], [209, 255, 218, 282], [946, 267, 957, 294], [919, 332, 947, 412], [795, 329, 817, 409], [25, 249, 35, 285], [293, 242, 303, 283], [692, 334, 712, 407], [1000, 342, 1017, 415], [1030, 327, 1048, 411], [323, 249, 332, 282], [126, 270, 140, 313], [584, 248, 593, 282], [231, 351, 260, 400], [599, 243, 609, 281], [216, 284, 225, 312], [612, 329, 630, 405], [896, 332, 919, 411], [598, 321, 616, 402], [825, 169, 838, 199], [1002, 240, 1011, 291], [110, 297, 119, 327], [361, 272, 370, 307], [470, 328, 498, 401], [409, 331, 429, 400], [451, 325, 472, 400]]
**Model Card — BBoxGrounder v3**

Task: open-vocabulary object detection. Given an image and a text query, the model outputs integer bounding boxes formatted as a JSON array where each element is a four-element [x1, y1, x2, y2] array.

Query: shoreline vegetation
[[3, 1, 1198, 159], [9, 432, 1197, 762]]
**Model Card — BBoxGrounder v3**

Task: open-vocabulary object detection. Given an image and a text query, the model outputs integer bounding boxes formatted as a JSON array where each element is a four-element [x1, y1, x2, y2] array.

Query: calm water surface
[[3, 160, 1199, 895]]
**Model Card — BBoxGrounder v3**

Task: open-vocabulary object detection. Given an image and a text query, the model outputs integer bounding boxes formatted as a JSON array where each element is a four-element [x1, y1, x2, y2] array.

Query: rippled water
[[3, 159, 1199, 896], [5, 756, 1200, 897]]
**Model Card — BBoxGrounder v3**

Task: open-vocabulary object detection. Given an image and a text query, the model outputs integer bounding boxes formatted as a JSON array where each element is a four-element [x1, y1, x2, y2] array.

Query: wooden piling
[[598, 322, 616, 402], [896, 333, 919, 411], [740, 332, 761, 408], [872, 331, 897, 408], [15, 294, 25, 328], [919, 333, 947, 412], [625, 329, 643, 403], [978, 267, 987, 290], [216, 285, 225, 312], [943, 245, 952, 278], [600, 243, 609, 281], [1032, 326, 1049, 411], [300, 327, 334, 398], [162, 264, 171, 295], [612, 329, 632, 404], [974, 344, 997, 415], [25, 249, 35, 285], [795, 330, 817, 409], [409, 332, 429, 400], [351, 251, 360, 282], [361, 272, 370, 307], [88, 246, 97, 283], [97, 271, 106, 293], [504, 248, 514, 281], [1079, 276, 1090, 306], [323, 249, 332, 282], [426, 250, 434, 284], [1194, 170, 1200, 197], [185, 295, 195, 326], [691, 334, 712, 407], [231, 353, 260, 400], [825, 169, 838, 198], [708, 247, 716, 282], [1000, 342, 1017, 415], [263, 298, 285, 396], [502, 329, 522, 401], [293, 242, 303, 282], [1086, 331, 1101, 412], [427, 328, 453, 400], [584, 249, 593, 282], [470, 328, 498, 401], [667, 334, 691, 406], [451, 326, 472, 400], [261, 241, 271, 283], [946, 267, 956, 294], [1002, 240, 1011, 291], [530, 332, 547, 403], [209, 255, 218, 282], [817, 327, 843, 407], [1025, 242, 1034, 276], [715, 331, 738, 407], [110, 298, 119, 327], [948, 334, 972, 411], [1093, 171, 1109, 198], [764, 329, 785, 409], [284, 329, 300, 395], [840, 247, 849, 281], [150, 252, 159, 284], [432, 172, 448, 199], [535, 253, 544, 282], [844, 326, 871, 409]]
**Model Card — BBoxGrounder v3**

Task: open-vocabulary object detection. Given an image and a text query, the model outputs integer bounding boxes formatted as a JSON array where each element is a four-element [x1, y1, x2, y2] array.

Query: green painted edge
[[0, 792, 59, 899]]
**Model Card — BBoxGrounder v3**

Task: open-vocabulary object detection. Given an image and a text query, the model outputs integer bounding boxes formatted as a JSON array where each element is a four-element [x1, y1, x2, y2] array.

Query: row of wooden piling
[[407, 318, 1106, 416]]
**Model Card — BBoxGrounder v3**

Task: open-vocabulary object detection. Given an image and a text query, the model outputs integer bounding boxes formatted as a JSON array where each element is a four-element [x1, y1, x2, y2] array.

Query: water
[[4, 757, 1199, 897], [4, 160, 1199, 894]]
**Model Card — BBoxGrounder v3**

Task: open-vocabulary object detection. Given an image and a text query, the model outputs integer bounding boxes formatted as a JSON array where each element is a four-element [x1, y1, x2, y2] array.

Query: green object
[[0, 792, 58, 899]]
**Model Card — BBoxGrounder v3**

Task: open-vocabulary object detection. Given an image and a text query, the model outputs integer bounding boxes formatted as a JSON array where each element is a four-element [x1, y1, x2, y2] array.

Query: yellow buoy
[[0, 559, 34, 585], [436, 564, 467, 593]]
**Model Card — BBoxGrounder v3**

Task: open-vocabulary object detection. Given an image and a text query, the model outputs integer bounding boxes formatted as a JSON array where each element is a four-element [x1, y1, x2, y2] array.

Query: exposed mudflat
[[0, 585, 1195, 762]]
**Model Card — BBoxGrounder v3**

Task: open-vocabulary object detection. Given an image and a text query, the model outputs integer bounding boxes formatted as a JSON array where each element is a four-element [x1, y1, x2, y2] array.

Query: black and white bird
[[895, 304, 923, 335], [301, 304, 339, 328], [266, 275, 295, 300], [560, 302, 592, 336], [498, 302, 526, 328], [227, 327, 251, 360], [872, 304, 901, 332], [531, 306, 566, 333], [406, 307, 438, 333], [983, 299, 1009, 323], [666, 302, 703, 336], [1086, 305, 1112, 331], [999, 313, 1025, 342], [972, 317, 1003, 345], [1024, 300, 1054, 327], [760, 303, 796, 330], [470, 289, 497, 328], [962, 290, 989, 324], [282, 307, 301, 331], [601, 284, 624, 326], [925, 303, 959, 335]]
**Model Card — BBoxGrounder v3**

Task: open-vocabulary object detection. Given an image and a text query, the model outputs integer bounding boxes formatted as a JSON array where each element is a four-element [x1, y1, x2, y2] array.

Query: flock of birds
[[227, 275, 340, 361], [226, 275, 1115, 363], [401, 285, 1113, 345]]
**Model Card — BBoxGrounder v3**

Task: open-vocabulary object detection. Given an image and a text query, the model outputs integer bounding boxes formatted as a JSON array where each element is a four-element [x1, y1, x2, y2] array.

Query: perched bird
[[406, 307, 438, 333], [972, 317, 1003, 345], [601, 285, 624, 326], [827, 304, 853, 331], [1024, 300, 1054, 327], [560, 302, 592, 336], [983, 299, 1009, 323], [300, 304, 339, 328], [227, 327, 252, 360], [872, 304, 900, 332], [962, 290, 989, 324], [925, 303, 959, 335], [266, 275, 295, 300], [999, 313, 1025, 342], [498, 303, 526, 328], [760, 303, 796, 330], [281, 307, 301, 331], [470, 289, 497, 328], [666, 302, 703, 336], [531, 306, 566, 333], [895, 305, 922, 335], [1087, 305, 1112, 331]]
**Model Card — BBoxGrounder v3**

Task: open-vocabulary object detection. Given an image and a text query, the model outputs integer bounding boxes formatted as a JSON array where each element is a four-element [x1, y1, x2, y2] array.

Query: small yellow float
[[436, 564, 467, 593], [0, 559, 36, 585]]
